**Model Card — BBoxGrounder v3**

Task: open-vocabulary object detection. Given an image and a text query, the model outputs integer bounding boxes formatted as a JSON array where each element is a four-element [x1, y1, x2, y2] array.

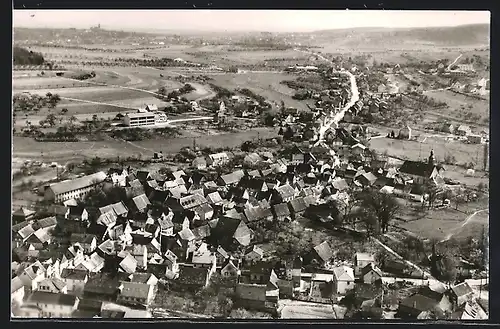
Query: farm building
[[398, 151, 439, 185], [123, 112, 156, 127], [398, 125, 412, 140], [456, 125, 472, 136], [467, 135, 484, 144], [44, 172, 107, 203], [441, 123, 454, 134]]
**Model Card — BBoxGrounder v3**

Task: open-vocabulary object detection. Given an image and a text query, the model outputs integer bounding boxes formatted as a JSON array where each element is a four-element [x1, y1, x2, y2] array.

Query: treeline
[[13, 46, 45, 65], [208, 83, 234, 98], [236, 88, 267, 105], [109, 127, 180, 141]]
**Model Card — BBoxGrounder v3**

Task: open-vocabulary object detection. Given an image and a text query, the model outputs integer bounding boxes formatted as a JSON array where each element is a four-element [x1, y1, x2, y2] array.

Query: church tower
[[428, 149, 436, 166]]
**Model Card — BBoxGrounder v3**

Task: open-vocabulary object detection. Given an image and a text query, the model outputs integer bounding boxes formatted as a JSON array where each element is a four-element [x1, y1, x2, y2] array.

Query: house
[[117, 281, 156, 307], [361, 263, 383, 284], [219, 170, 245, 186], [467, 134, 484, 144], [131, 194, 151, 213], [272, 203, 291, 221], [176, 265, 214, 290], [442, 123, 454, 134], [212, 216, 253, 248], [399, 291, 447, 319], [47, 205, 70, 220], [119, 253, 138, 274], [354, 252, 375, 276], [451, 300, 488, 320], [220, 258, 240, 279], [244, 206, 274, 223], [83, 273, 123, 301], [244, 246, 264, 265], [312, 241, 334, 265], [35, 278, 68, 294], [44, 171, 107, 203], [69, 234, 97, 254], [332, 266, 355, 295], [398, 125, 412, 140], [12, 207, 36, 223], [26, 228, 52, 245], [108, 167, 128, 187], [60, 269, 88, 294], [11, 276, 25, 306], [448, 282, 474, 309], [274, 184, 295, 203], [20, 291, 79, 318], [192, 157, 207, 170], [74, 252, 105, 273], [456, 125, 472, 136], [68, 206, 89, 222], [235, 283, 278, 311], [207, 152, 230, 167], [130, 273, 159, 286], [355, 172, 378, 187]]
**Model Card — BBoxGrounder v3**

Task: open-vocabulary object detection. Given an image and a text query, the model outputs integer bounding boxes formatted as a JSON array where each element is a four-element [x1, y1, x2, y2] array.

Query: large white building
[[123, 112, 157, 127], [44, 172, 107, 203]]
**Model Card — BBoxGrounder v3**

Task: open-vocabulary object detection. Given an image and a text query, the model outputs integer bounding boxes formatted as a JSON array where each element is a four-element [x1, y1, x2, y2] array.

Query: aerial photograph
[[11, 10, 489, 320]]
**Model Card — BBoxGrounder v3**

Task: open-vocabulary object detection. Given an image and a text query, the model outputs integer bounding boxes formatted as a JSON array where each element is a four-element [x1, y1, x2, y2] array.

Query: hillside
[[308, 24, 490, 48]]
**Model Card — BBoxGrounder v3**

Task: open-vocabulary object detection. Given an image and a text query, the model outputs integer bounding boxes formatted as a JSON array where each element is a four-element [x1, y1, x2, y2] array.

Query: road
[[278, 299, 336, 319], [293, 48, 360, 147], [440, 208, 489, 243], [447, 54, 463, 71]]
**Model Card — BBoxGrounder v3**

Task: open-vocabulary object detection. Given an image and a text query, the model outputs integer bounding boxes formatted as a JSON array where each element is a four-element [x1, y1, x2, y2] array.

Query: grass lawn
[[424, 89, 489, 124]]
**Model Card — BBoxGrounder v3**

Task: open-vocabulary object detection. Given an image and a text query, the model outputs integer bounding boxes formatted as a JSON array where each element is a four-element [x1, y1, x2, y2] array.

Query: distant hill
[[307, 24, 490, 48]]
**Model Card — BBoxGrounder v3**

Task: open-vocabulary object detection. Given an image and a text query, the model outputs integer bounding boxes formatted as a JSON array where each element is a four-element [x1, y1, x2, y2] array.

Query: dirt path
[[440, 208, 489, 242]]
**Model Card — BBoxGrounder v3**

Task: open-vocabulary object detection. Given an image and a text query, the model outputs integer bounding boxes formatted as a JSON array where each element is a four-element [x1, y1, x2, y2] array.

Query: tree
[[45, 114, 57, 127], [358, 190, 400, 234], [158, 86, 167, 96], [60, 108, 68, 115]]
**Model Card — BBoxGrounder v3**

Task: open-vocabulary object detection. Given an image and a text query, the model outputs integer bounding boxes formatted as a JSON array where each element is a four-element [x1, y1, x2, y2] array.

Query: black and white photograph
[[11, 9, 490, 320]]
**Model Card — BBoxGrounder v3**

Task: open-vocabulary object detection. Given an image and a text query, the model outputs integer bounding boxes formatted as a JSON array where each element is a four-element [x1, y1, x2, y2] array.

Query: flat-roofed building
[[44, 172, 107, 203], [123, 112, 156, 127]]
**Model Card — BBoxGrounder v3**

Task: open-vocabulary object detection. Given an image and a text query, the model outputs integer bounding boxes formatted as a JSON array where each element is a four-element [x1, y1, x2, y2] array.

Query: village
[[11, 54, 489, 320]]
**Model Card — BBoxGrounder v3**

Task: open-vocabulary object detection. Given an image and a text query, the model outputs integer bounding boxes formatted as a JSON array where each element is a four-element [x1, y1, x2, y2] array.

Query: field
[[369, 135, 487, 170], [208, 72, 316, 110], [12, 127, 278, 163], [279, 300, 336, 319], [424, 89, 489, 125]]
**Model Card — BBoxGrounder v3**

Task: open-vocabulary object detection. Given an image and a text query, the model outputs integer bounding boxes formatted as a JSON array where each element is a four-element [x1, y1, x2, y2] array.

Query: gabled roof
[[275, 184, 295, 199], [13, 207, 36, 218], [26, 291, 77, 306], [11, 276, 24, 293], [48, 172, 107, 195], [244, 206, 273, 223], [192, 224, 211, 240], [220, 170, 245, 185], [47, 205, 69, 216], [38, 278, 67, 292], [246, 245, 264, 257], [178, 228, 195, 241], [70, 233, 97, 245], [132, 194, 151, 212], [233, 221, 253, 246], [180, 194, 208, 210], [314, 241, 333, 263], [97, 211, 117, 227], [400, 293, 438, 313], [60, 269, 88, 281], [333, 266, 355, 282], [356, 252, 375, 262], [31, 228, 51, 244], [17, 225, 35, 240], [273, 203, 291, 217], [361, 263, 382, 278], [119, 281, 153, 299], [119, 253, 138, 274], [399, 161, 436, 178], [206, 191, 223, 204], [451, 282, 473, 297], [289, 197, 308, 213]]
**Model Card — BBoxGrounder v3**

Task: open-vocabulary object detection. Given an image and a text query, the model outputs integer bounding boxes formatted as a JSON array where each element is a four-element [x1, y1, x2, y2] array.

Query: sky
[[13, 10, 490, 33]]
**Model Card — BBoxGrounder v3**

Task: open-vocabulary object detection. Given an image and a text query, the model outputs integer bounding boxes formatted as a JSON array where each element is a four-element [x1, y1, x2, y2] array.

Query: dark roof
[[27, 291, 77, 306], [399, 160, 436, 178], [273, 203, 291, 217], [451, 282, 473, 297], [275, 184, 295, 199], [177, 266, 208, 286], [70, 233, 96, 244], [48, 205, 69, 216], [244, 206, 273, 223], [288, 197, 308, 213], [400, 293, 438, 313], [69, 205, 86, 217], [61, 269, 88, 281]]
